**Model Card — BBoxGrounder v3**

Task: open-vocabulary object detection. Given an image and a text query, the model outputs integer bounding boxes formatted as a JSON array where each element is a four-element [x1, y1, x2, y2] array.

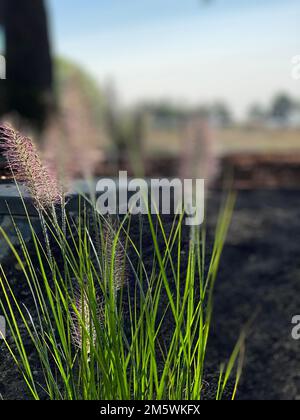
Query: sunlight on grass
[[0, 186, 243, 400]]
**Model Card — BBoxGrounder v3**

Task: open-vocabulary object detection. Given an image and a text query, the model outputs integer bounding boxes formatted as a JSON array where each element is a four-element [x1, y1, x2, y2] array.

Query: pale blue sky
[[46, 1, 300, 117]]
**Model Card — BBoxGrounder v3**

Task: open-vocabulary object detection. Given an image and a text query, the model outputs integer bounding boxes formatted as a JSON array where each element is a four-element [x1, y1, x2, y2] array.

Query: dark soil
[[207, 190, 300, 400], [0, 189, 300, 400]]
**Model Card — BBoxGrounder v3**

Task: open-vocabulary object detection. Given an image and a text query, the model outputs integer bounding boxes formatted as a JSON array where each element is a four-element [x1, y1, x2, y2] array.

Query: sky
[[46, 0, 300, 118]]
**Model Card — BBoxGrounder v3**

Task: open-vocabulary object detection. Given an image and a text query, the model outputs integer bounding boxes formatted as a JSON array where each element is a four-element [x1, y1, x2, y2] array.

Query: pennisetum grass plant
[[0, 124, 64, 262], [0, 125, 244, 400]]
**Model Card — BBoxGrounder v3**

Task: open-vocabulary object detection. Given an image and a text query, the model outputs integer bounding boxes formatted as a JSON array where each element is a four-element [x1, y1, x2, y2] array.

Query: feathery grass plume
[[71, 284, 103, 357], [0, 124, 62, 210], [103, 220, 127, 294]]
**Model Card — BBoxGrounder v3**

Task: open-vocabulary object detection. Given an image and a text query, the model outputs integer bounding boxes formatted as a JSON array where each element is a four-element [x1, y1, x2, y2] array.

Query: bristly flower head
[[71, 285, 103, 358], [0, 124, 62, 210], [103, 221, 127, 293]]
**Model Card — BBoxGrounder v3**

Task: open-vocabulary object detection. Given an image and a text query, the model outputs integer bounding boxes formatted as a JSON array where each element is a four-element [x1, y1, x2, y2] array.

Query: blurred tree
[[104, 82, 146, 171], [210, 102, 232, 127], [55, 57, 105, 128], [148, 102, 187, 120], [248, 104, 266, 124], [270, 93, 294, 123], [104, 81, 127, 166], [141, 101, 188, 131], [43, 58, 107, 179], [0, 0, 53, 130]]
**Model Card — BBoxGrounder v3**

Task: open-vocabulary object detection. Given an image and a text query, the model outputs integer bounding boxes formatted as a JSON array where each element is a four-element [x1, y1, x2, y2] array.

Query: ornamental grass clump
[[0, 124, 244, 400]]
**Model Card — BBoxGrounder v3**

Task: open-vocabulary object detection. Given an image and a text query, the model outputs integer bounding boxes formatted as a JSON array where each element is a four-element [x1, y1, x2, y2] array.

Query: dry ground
[[144, 127, 300, 157]]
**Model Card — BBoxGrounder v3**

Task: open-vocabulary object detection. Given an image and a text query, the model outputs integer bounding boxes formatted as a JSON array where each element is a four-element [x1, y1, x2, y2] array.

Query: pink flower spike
[[0, 124, 62, 210]]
